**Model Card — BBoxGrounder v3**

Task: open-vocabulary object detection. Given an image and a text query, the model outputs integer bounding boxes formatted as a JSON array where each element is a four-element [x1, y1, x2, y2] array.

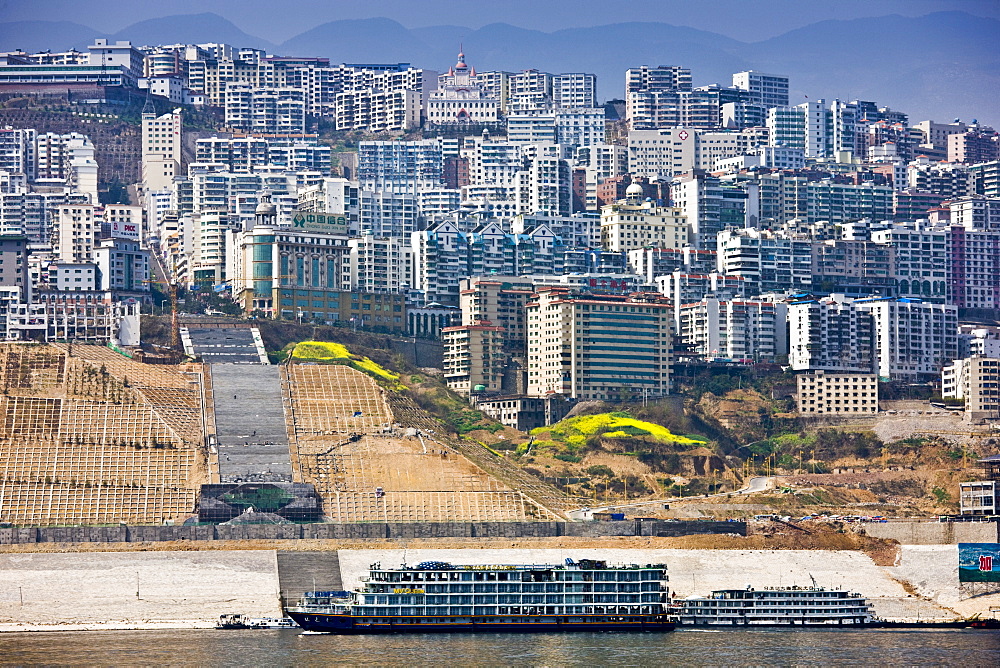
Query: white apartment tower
[[142, 109, 182, 192], [854, 297, 958, 382], [626, 66, 692, 94], [54, 204, 97, 263], [552, 73, 598, 108], [732, 71, 789, 110], [788, 297, 875, 373], [677, 297, 788, 363]]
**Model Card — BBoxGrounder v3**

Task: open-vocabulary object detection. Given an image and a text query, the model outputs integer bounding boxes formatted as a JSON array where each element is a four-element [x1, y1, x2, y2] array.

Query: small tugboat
[[675, 585, 875, 626], [967, 616, 1000, 629], [287, 558, 676, 634], [216, 614, 297, 629], [248, 617, 298, 629], [216, 613, 255, 629]]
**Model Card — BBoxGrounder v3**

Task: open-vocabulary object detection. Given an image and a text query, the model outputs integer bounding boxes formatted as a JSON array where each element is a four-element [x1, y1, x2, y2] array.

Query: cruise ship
[[286, 558, 676, 633], [676, 586, 875, 626]]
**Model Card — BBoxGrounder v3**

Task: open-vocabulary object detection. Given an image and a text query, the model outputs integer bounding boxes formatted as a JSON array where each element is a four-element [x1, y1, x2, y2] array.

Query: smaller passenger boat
[[675, 586, 875, 626]]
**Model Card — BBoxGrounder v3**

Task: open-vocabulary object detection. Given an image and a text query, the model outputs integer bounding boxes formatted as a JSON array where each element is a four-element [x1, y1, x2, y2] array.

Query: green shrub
[[585, 465, 614, 477]]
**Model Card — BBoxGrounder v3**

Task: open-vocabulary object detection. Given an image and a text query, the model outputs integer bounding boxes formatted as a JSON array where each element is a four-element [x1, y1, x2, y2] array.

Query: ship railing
[[291, 604, 350, 614], [370, 563, 668, 574], [304, 590, 351, 598]]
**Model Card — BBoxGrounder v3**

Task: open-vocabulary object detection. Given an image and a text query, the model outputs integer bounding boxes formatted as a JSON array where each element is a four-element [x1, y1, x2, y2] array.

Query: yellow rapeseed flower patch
[[290, 341, 402, 386], [531, 412, 702, 445], [290, 341, 350, 360]]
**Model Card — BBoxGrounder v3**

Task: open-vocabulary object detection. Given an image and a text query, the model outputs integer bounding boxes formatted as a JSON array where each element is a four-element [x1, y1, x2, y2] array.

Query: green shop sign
[[291, 211, 348, 235]]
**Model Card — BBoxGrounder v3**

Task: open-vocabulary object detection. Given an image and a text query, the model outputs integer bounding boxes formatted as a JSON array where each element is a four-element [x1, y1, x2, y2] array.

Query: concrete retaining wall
[[0, 520, 745, 545], [862, 521, 998, 545]]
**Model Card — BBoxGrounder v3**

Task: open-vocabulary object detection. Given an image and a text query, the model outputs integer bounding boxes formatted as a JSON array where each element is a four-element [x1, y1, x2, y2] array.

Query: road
[[565, 476, 775, 521], [737, 476, 773, 495]]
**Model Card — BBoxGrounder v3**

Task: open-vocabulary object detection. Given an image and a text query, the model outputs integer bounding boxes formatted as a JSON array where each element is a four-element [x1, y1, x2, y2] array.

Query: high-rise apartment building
[[732, 71, 789, 110], [854, 297, 957, 381], [142, 109, 182, 192], [670, 173, 751, 250], [357, 139, 444, 193], [948, 130, 999, 164], [526, 288, 672, 400], [625, 66, 692, 95], [717, 228, 814, 294], [0, 234, 29, 302], [54, 204, 97, 263], [600, 184, 688, 252], [552, 73, 598, 108], [767, 100, 858, 159], [442, 323, 506, 395], [0, 126, 36, 180], [943, 357, 1000, 422], [676, 297, 788, 362], [788, 297, 875, 373]]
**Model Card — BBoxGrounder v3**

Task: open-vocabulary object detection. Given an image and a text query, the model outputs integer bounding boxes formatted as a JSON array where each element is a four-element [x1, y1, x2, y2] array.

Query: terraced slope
[[0, 344, 205, 526]]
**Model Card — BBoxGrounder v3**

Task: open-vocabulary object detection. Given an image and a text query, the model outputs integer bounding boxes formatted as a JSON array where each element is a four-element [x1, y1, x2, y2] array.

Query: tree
[[585, 464, 614, 477]]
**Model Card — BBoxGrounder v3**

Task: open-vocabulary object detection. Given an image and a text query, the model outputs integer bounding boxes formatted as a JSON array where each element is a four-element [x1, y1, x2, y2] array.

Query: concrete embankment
[[862, 520, 998, 545], [2, 544, 997, 629]]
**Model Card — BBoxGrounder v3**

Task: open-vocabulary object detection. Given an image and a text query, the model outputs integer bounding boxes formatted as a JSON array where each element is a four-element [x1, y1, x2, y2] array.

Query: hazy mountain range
[[2, 11, 998, 126]]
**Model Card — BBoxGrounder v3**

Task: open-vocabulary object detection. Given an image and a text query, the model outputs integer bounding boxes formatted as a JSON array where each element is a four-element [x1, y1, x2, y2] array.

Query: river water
[[1, 629, 998, 666]]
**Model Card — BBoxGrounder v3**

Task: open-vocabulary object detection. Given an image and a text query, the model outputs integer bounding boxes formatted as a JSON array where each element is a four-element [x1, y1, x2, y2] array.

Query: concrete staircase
[[277, 551, 344, 607], [210, 364, 292, 482], [182, 327, 267, 363]]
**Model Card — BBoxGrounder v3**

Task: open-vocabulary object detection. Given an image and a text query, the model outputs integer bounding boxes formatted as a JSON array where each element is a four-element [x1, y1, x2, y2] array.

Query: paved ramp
[[211, 364, 292, 482], [276, 551, 343, 605]]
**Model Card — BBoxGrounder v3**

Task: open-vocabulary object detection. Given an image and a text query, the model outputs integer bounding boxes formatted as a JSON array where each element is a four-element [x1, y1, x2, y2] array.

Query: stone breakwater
[[2, 545, 997, 630]]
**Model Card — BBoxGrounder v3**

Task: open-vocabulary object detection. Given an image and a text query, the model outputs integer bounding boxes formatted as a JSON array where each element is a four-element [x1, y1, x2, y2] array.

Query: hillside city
[[0, 31, 998, 533]]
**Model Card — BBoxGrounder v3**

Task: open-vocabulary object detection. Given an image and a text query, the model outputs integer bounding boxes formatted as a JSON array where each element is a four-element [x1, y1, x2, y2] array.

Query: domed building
[[254, 192, 277, 225], [426, 48, 501, 131], [599, 183, 689, 252]]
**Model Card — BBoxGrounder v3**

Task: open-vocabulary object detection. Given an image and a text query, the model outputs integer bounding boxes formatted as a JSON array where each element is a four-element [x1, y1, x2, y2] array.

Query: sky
[[3, 0, 999, 42]]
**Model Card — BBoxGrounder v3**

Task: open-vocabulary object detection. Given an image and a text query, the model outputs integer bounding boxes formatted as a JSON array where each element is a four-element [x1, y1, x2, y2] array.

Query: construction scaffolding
[[287, 364, 394, 440], [285, 363, 559, 522], [0, 343, 205, 526]]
